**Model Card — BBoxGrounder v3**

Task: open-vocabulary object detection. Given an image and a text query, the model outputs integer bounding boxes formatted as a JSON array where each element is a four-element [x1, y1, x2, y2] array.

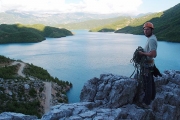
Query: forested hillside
[[0, 24, 73, 44], [91, 3, 180, 42], [115, 3, 180, 42], [89, 12, 162, 32]]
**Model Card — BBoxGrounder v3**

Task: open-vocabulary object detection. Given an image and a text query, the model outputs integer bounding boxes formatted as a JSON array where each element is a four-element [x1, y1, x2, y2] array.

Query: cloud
[[0, 0, 142, 14], [81, 0, 142, 14], [0, 0, 66, 12]]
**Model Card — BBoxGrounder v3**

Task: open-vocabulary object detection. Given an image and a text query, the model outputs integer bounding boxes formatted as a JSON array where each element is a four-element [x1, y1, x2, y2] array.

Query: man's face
[[143, 27, 152, 37]]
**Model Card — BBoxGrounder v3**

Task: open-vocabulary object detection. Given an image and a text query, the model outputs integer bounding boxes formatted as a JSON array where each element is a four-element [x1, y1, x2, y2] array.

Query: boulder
[[80, 74, 137, 108]]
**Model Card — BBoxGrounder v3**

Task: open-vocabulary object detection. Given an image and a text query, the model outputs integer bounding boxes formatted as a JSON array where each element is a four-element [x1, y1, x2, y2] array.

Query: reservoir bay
[[0, 30, 180, 103]]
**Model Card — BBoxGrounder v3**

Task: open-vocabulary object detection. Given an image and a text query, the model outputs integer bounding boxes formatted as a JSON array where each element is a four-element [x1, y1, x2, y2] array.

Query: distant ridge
[[0, 11, 123, 25]]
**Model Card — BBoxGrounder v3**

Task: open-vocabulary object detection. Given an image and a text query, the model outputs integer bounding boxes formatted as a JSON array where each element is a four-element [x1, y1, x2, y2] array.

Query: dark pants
[[143, 67, 156, 105]]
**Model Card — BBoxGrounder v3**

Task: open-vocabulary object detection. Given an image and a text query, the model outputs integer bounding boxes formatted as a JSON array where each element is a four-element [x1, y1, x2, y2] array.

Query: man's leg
[[151, 75, 156, 100], [143, 73, 153, 105]]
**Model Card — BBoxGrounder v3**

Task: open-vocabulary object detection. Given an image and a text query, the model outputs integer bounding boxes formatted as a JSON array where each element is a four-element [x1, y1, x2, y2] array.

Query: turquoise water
[[0, 30, 180, 103]]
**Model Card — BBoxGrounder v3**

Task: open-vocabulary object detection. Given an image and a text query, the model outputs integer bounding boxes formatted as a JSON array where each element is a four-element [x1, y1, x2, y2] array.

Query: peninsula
[[0, 24, 73, 44]]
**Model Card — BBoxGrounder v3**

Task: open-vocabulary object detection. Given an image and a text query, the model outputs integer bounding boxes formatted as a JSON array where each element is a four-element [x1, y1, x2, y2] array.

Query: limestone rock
[[1, 70, 180, 120], [80, 74, 137, 108]]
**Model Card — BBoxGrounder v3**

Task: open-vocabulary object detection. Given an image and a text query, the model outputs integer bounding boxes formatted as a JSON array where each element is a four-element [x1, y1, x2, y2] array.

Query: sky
[[0, 0, 179, 15]]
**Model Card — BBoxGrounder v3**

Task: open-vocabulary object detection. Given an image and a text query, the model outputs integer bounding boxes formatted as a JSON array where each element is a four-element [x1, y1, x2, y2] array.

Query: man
[[138, 21, 157, 106], [139, 22, 157, 60]]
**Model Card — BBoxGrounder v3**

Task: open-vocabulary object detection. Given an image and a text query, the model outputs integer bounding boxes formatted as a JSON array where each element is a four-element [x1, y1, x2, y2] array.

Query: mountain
[[91, 3, 180, 42], [1, 3, 180, 42], [57, 16, 131, 30], [0, 11, 123, 25]]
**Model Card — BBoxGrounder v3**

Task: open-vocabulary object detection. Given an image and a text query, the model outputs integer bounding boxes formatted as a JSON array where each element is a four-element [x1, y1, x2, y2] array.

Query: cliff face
[[1, 70, 180, 120]]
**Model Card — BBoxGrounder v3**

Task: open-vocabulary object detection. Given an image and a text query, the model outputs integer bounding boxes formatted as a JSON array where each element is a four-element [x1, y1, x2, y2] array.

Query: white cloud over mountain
[[0, 0, 142, 15]]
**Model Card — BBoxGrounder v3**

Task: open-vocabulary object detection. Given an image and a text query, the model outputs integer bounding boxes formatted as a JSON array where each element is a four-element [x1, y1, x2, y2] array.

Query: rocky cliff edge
[[1, 70, 180, 120]]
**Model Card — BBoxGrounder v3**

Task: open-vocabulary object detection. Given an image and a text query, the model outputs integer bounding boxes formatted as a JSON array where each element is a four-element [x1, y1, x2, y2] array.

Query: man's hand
[[139, 51, 144, 55]]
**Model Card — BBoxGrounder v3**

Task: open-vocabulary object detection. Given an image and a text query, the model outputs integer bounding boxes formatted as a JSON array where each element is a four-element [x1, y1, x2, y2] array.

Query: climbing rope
[[130, 46, 147, 79]]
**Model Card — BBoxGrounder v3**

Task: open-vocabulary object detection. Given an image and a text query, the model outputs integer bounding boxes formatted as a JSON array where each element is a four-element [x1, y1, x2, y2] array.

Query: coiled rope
[[130, 46, 147, 79]]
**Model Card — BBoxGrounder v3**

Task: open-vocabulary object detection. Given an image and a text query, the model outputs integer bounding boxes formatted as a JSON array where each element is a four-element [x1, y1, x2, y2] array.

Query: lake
[[0, 30, 180, 103]]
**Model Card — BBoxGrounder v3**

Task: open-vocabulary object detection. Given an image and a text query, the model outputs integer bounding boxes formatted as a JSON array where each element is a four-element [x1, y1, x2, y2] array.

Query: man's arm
[[139, 50, 157, 58]]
